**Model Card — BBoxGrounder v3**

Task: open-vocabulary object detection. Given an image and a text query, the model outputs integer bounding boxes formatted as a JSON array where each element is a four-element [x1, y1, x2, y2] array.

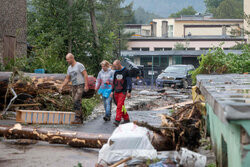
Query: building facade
[[0, 0, 27, 64], [123, 15, 246, 80], [244, 0, 250, 41]]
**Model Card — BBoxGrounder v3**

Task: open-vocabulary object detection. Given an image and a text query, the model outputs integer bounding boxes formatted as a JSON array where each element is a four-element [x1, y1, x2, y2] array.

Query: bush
[[1, 48, 68, 73], [82, 94, 101, 119], [191, 45, 250, 84]]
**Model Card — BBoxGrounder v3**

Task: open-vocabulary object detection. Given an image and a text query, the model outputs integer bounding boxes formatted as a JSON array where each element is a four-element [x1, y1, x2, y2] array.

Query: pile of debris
[[0, 71, 96, 115], [135, 101, 205, 151]]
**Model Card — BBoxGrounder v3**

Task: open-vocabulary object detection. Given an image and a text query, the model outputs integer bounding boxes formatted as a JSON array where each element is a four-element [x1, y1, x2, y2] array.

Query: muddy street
[[0, 87, 214, 167]]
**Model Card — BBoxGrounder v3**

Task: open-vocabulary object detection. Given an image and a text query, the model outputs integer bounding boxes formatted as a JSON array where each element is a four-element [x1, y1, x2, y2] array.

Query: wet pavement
[[1, 87, 208, 167], [0, 139, 98, 167]]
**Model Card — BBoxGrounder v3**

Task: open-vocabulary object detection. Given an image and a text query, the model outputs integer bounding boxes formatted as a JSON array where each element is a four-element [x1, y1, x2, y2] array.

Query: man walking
[[110, 60, 132, 126], [60, 53, 89, 124]]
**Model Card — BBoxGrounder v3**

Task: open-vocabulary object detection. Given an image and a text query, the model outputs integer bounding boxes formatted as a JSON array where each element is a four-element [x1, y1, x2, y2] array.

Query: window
[[200, 48, 211, 50], [132, 47, 149, 51], [141, 48, 149, 51], [132, 47, 141, 51], [168, 25, 173, 37], [154, 48, 164, 51], [154, 48, 172, 51], [187, 48, 195, 50], [140, 56, 160, 66], [164, 48, 172, 50]]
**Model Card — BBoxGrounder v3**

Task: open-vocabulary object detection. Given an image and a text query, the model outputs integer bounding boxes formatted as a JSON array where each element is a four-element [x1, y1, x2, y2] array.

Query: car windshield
[[164, 66, 187, 74]]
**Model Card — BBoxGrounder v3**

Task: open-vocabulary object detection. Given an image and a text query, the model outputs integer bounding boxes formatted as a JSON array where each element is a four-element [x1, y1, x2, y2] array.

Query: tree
[[169, 6, 197, 18], [132, 7, 161, 24], [27, 0, 134, 75], [214, 0, 243, 18], [204, 0, 243, 19], [204, 0, 224, 13]]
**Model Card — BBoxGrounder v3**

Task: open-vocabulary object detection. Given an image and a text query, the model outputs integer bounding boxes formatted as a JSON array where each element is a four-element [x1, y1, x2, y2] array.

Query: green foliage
[[74, 162, 82, 167], [27, 0, 135, 76], [132, 7, 161, 24], [191, 45, 250, 84], [1, 48, 67, 73], [207, 163, 216, 167], [82, 94, 101, 119], [215, 0, 243, 19], [204, 0, 224, 13], [169, 6, 197, 18], [174, 43, 185, 50], [204, 0, 243, 19]]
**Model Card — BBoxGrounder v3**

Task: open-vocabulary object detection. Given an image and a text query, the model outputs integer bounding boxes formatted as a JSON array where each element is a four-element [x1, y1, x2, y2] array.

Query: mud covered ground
[[0, 87, 215, 167]]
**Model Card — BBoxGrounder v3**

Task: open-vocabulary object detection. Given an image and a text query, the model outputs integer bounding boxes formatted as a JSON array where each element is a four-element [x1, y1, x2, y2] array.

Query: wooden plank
[[16, 110, 75, 124], [11, 103, 42, 107], [154, 100, 193, 111]]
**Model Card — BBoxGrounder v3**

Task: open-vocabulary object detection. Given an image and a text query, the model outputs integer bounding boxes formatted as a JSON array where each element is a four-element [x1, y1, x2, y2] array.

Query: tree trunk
[[0, 124, 168, 150], [88, 0, 99, 48], [68, 0, 73, 53], [0, 124, 109, 148]]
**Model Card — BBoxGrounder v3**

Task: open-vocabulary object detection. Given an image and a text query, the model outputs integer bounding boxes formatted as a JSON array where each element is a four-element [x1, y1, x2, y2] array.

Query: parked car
[[156, 65, 195, 88]]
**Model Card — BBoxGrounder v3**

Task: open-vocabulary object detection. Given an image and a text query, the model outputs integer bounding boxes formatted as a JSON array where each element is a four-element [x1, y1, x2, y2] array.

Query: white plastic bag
[[180, 148, 207, 167], [98, 123, 157, 165]]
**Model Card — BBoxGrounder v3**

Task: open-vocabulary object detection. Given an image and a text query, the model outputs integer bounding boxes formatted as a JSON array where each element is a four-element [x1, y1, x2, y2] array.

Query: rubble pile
[[135, 101, 204, 151]]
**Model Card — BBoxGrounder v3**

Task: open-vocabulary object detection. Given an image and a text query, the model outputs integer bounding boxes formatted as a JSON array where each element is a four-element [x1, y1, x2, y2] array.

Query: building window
[[132, 47, 149, 51], [187, 48, 195, 50], [140, 56, 160, 66], [168, 25, 173, 37], [200, 48, 211, 50], [141, 48, 149, 51], [154, 48, 164, 51], [164, 48, 172, 50], [154, 48, 172, 51], [132, 47, 140, 51]]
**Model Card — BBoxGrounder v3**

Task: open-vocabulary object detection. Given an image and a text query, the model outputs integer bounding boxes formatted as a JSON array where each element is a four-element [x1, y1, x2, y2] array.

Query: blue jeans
[[103, 96, 112, 117]]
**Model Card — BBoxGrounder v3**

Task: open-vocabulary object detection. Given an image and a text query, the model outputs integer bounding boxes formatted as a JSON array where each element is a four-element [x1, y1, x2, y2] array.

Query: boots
[[71, 116, 83, 124]]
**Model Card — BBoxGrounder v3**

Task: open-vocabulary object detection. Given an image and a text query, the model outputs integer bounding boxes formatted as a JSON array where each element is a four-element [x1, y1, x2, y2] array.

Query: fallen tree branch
[[0, 124, 109, 148]]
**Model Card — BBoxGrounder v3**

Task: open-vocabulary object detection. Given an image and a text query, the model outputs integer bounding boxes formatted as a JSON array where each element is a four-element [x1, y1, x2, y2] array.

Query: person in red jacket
[[110, 60, 132, 126]]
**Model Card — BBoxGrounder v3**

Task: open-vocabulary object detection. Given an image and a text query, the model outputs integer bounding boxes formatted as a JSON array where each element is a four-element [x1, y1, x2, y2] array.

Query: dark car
[[156, 65, 195, 88]]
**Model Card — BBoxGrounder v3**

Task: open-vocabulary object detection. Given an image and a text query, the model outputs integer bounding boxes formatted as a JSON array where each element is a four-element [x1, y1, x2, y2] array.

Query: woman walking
[[95, 60, 114, 121]]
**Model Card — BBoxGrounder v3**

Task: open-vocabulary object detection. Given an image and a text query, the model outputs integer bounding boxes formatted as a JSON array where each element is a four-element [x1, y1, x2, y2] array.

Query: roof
[[175, 18, 243, 22], [121, 50, 243, 57], [196, 74, 250, 122], [128, 36, 246, 41]]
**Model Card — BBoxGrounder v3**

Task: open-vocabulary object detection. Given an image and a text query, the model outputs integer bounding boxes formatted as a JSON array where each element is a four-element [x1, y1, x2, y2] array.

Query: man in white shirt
[[60, 53, 89, 124]]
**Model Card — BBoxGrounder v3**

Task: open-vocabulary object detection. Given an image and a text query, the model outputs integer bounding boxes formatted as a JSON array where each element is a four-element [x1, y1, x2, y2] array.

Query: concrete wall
[[174, 20, 243, 37], [152, 18, 243, 38], [206, 103, 250, 167], [127, 40, 240, 51], [244, 0, 250, 41], [0, 0, 27, 64]]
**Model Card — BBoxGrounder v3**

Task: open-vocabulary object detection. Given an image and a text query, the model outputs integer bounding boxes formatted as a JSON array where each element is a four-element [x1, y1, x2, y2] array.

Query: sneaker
[[113, 120, 120, 126], [103, 116, 111, 122], [122, 119, 130, 124]]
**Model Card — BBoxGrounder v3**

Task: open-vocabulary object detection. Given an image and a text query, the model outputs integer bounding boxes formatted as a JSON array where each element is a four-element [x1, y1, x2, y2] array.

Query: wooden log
[[0, 124, 110, 148], [110, 157, 132, 167], [0, 124, 172, 151]]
